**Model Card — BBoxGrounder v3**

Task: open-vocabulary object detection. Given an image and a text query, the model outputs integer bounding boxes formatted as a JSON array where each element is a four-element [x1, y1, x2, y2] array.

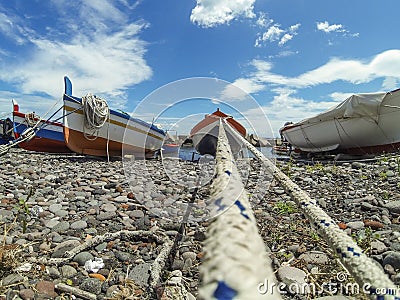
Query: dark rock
[[383, 252, 400, 269], [128, 263, 151, 286], [19, 289, 34, 300], [80, 278, 102, 295], [73, 251, 94, 266], [114, 251, 133, 262]]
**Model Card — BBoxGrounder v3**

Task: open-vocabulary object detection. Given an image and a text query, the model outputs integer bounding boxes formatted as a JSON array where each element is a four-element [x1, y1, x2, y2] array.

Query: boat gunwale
[[13, 111, 64, 127]]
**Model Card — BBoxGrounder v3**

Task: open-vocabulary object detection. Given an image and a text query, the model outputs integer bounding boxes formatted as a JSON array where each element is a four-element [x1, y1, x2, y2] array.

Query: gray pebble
[[128, 263, 151, 286], [71, 220, 88, 230], [61, 265, 78, 278], [52, 221, 70, 233], [97, 211, 117, 221], [73, 251, 94, 266], [80, 278, 102, 295]]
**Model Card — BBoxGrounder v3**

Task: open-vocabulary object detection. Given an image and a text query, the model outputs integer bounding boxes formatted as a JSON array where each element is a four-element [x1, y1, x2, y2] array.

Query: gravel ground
[[1, 148, 400, 300]]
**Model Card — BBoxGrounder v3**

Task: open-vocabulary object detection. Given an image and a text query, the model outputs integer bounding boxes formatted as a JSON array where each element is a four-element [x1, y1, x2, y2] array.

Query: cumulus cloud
[[231, 49, 400, 134], [255, 22, 300, 47], [255, 12, 273, 28], [317, 21, 344, 33], [317, 21, 359, 38], [190, 0, 256, 27], [0, 1, 151, 111], [241, 89, 338, 137], [242, 50, 400, 89]]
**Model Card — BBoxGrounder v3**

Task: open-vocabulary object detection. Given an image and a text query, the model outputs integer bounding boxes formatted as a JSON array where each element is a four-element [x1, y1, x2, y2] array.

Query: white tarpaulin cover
[[297, 92, 387, 124]]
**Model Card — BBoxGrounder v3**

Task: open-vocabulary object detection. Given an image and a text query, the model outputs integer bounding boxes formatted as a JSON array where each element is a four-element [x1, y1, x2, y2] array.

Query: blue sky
[[1, 0, 400, 137]]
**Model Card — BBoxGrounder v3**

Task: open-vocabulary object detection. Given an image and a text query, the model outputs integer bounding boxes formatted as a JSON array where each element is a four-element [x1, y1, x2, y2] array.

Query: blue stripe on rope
[[347, 247, 361, 257], [234, 200, 250, 220], [214, 281, 237, 300], [320, 220, 330, 227], [214, 198, 227, 212]]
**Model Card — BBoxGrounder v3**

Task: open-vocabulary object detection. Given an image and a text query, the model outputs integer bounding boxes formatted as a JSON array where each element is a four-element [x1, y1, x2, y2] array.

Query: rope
[[82, 93, 109, 131], [0, 127, 36, 156], [228, 123, 397, 300], [25, 112, 40, 127], [81, 93, 111, 161], [199, 120, 280, 300]]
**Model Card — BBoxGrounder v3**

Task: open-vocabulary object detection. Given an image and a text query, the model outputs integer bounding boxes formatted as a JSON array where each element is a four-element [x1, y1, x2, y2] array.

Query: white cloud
[[0, 1, 152, 112], [262, 25, 284, 42], [329, 92, 354, 102], [316, 21, 359, 39], [317, 21, 344, 33], [232, 49, 400, 134], [245, 50, 400, 89], [190, 0, 256, 27], [255, 23, 300, 47], [255, 12, 272, 28], [278, 33, 293, 46]]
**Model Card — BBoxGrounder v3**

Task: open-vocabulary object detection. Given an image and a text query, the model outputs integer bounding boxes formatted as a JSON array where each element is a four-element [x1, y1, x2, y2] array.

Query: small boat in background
[[280, 88, 400, 155], [190, 108, 247, 157], [272, 144, 291, 156], [0, 117, 14, 145], [63, 76, 165, 158], [12, 100, 71, 153]]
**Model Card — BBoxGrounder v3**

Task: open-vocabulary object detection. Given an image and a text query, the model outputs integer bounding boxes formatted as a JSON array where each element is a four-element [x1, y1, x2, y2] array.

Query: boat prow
[[190, 108, 247, 157]]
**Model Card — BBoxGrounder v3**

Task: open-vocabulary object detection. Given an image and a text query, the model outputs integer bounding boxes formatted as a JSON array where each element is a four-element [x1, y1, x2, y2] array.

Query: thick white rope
[[82, 93, 109, 130], [199, 120, 281, 300], [228, 123, 397, 300], [25, 112, 40, 127], [81, 93, 111, 160], [0, 127, 36, 156]]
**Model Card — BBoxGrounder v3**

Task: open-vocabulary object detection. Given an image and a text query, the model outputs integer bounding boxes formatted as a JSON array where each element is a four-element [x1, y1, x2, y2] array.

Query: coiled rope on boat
[[25, 112, 40, 127], [199, 120, 280, 300], [82, 93, 110, 131], [226, 119, 397, 300], [81, 93, 111, 161]]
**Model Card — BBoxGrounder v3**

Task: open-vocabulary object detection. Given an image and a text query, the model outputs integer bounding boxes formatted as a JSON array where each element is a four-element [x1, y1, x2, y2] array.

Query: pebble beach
[[1, 148, 400, 300]]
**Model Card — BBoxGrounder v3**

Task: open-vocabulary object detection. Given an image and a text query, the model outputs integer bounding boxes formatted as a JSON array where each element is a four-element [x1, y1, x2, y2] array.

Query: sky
[[1, 0, 400, 138]]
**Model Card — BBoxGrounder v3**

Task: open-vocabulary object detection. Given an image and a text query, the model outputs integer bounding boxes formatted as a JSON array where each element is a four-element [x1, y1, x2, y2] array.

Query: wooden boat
[[280, 88, 400, 155], [189, 108, 246, 156], [0, 118, 14, 145], [12, 100, 71, 153], [272, 144, 291, 156], [63, 76, 165, 158]]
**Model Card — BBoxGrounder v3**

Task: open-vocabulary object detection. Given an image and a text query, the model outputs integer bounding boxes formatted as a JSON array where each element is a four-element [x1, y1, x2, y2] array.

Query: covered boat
[[12, 100, 71, 153], [280, 88, 400, 155], [63, 76, 165, 158], [190, 108, 247, 156]]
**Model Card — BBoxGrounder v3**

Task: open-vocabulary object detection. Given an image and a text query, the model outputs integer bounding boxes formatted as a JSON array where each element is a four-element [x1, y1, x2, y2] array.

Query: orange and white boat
[[190, 108, 247, 156], [62, 76, 165, 158]]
